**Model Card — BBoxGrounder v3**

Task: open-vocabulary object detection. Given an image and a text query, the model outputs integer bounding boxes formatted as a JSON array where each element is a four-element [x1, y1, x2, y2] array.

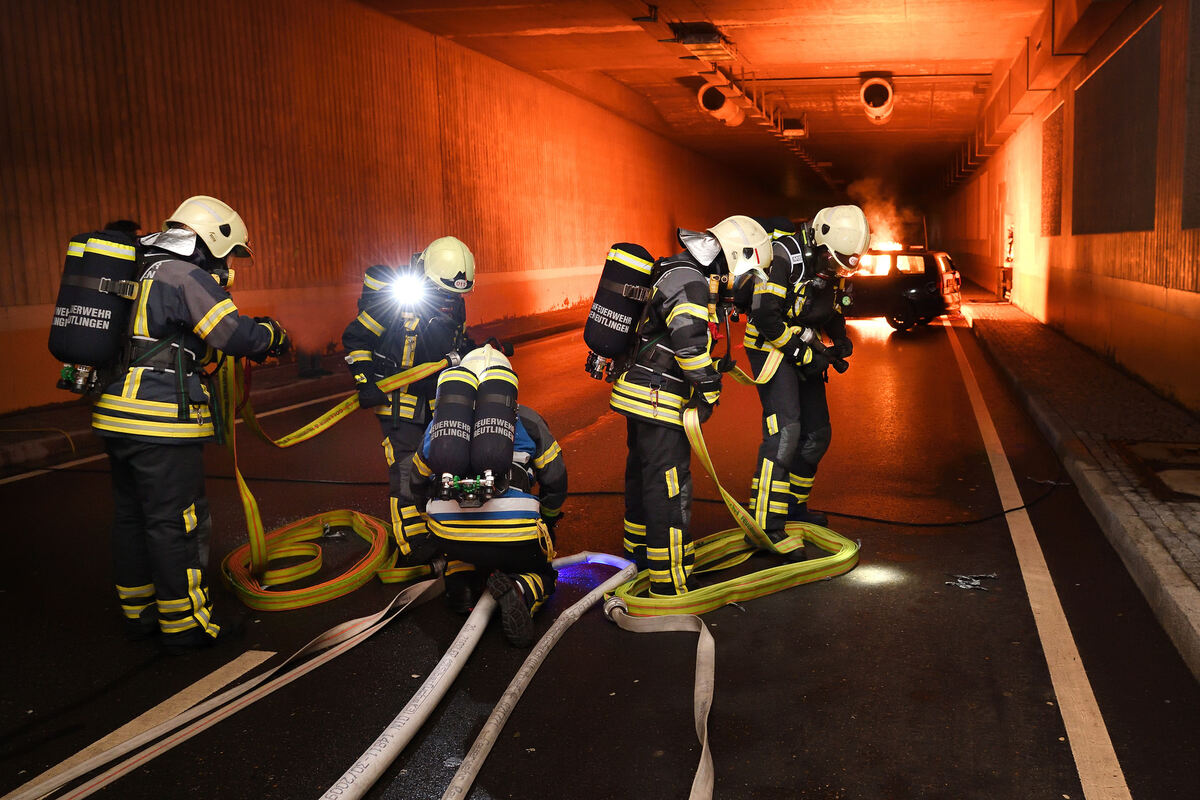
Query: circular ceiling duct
[[860, 77, 894, 125], [697, 83, 745, 127]]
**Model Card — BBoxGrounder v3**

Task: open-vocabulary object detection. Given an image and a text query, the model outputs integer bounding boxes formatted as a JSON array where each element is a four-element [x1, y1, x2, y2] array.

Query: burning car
[[844, 245, 962, 330]]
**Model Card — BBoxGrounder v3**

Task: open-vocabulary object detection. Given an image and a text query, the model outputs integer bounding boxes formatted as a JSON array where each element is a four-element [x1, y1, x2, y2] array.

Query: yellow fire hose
[[218, 357, 448, 610], [610, 348, 860, 616]]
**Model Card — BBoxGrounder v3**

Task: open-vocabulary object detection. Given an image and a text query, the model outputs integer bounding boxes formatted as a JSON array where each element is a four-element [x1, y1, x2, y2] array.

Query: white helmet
[[460, 344, 512, 379], [421, 236, 475, 294], [812, 205, 870, 274], [707, 215, 771, 278], [165, 195, 251, 259]]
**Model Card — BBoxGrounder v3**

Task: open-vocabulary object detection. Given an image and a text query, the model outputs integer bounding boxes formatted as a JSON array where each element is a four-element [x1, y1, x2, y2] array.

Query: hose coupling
[[602, 596, 628, 622]]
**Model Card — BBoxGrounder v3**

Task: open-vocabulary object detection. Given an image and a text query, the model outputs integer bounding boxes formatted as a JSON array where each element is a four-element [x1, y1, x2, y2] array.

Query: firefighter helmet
[[421, 236, 475, 294], [812, 204, 870, 274], [707, 215, 771, 278], [460, 344, 511, 378], [165, 195, 252, 259]]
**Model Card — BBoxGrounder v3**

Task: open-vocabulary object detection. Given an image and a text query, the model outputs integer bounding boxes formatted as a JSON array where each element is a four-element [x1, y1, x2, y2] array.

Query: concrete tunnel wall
[[936, 0, 1200, 413], [0, 0, 785, 417]]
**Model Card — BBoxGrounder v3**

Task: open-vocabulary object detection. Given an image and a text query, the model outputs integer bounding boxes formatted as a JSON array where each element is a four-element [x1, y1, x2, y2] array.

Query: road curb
[[966, 317, 1200, 681]]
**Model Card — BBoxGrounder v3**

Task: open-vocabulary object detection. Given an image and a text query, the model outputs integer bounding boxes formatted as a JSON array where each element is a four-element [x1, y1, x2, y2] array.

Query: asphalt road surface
[[2, 317, 1197, 799]]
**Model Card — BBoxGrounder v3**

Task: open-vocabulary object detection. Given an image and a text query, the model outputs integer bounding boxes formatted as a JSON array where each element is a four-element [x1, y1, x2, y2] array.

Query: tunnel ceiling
[[359, 0, 1045, 202]]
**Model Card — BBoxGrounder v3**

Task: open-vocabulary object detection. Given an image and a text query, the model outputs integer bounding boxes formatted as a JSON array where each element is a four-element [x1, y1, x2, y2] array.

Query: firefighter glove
[[828, 338, 853, 359], [252, 317, 290, 362], [354, 373, 389, 408]]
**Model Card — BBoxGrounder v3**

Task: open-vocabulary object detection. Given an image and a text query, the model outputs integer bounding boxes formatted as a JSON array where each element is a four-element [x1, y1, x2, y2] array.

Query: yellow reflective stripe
[[754, 282, 787, 297], [532, 441, 561, 469], [116, 583, 155, 599], [789, 474, 814, 487], [133, 280, 152, 336], [675, 352, 712, 371], [346, 349, 372, 363], [666, 302, 708, 325], [609, 394, 683, 426], [67, 241, 86, 258], [445, 560, 475, 576], [193, 298, 236, 338], [755, 459, 772, 527], [382, 436, 394, 466], [121, 603, 152, 619], [665, 467, 680, 498], [414, 452, 432, 477], [357, 310, 384, 336], [97, 394, 211, 420], [156, 596, 192, 613], [92, 414, 215, 438], [402, 334, 416, 368], [623, 519, 646, 534], [767, 501, 790, 514], [669, 526, 687, 590], [701, 389, 720, 405], [85, 237, 137, 260], [769, 329, 793, 348], [118, 367, 142, 400], [183, 503, 198, 533], [159, 617, 199, 633], [766, 414, 778, 435], [483, 369, 518, 388], [185, 568, 220, 636], [364, 273, 388, 291], [613, 379, 684, 407], [389, 497, 411, 554], [608, 246, 653, 273]]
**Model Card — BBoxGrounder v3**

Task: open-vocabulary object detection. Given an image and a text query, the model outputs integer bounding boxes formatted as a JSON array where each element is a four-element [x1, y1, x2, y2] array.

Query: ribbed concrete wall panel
[[938, 0, 1200, 411], [0, 0, 779, 414]]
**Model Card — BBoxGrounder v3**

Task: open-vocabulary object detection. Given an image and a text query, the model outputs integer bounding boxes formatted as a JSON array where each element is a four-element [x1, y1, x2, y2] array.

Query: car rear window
[[895, 255, 926, 274]]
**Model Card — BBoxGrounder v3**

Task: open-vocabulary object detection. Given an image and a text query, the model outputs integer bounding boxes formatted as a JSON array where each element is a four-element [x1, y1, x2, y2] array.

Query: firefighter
[[743, 206, 869, 558], [92, 195, 289, 652], [409, 345, 567, 646], [610, 215, 771, 596], [342, 236, 476, 564]]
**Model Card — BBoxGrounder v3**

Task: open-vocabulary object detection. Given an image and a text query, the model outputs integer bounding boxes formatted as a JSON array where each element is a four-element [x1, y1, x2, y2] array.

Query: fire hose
[[216, 357, 450, 610]]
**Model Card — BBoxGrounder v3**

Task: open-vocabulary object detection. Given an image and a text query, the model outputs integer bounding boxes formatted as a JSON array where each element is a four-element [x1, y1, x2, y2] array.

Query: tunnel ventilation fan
[[860, 76, 894, 125]]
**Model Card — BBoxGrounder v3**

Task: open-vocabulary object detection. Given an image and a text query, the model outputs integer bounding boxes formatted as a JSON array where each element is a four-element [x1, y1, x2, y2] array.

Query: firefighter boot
[[487, 572, 535, 648], [791, 502, 828, 528]]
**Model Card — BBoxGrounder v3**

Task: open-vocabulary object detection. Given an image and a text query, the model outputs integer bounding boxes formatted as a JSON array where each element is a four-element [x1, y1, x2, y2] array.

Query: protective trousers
[[622, 417, 696, 596], [105, 438, 220, 642], [379, 417, 431, 557], [438, 539, 557, 614], [746, 349, 832, 532]]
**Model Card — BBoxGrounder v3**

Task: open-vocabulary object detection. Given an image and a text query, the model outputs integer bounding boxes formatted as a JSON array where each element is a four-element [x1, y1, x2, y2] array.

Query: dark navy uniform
[[610, 253, 721, 596], [341, 264, 470, 557], [743, 229, 851, 534], [93, 237, 273, 645], [410, 405, 566, 628]]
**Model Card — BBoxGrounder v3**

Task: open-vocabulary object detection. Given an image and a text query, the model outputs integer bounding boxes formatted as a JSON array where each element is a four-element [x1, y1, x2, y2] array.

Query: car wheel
[[886, 301, 916, 331]]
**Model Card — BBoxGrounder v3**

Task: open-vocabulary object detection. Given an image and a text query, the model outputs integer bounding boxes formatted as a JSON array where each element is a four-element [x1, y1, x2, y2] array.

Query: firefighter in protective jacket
[[610, 215, 771, 596], [409, 346, 567, 646], [92, 195, 289, 652], [743, 207, 869, 555], [341, 236, 475, 561]]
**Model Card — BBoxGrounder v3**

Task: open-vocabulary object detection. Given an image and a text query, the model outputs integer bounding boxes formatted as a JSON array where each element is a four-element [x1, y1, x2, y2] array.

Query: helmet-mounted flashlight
[[390, 272, 428, 307]]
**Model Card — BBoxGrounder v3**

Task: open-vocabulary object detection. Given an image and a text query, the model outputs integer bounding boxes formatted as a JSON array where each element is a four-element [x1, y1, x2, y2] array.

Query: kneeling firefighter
[[90, 195, 290, 652], [608, 215, 771, 596], [408, 345, 567, 646], [742, 206, 869, 555], [341, 236, 477, 562]]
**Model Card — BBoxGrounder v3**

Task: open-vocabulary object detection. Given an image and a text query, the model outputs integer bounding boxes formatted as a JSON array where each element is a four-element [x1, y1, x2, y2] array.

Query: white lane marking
[[7, 650, 275, 796], [942, 319, 1131, 799], [0, 392, 349, 486]]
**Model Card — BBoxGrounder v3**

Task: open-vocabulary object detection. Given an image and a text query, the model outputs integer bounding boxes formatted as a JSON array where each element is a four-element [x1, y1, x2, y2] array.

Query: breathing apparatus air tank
[[470, 363, 518, 483], [583, 243, 655, 380], [428, 366, 477, 480], [48, 231, 141, 371]]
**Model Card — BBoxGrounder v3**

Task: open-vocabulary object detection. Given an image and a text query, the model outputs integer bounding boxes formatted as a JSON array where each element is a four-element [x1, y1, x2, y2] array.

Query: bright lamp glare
[[390, 273, 427, 306]]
